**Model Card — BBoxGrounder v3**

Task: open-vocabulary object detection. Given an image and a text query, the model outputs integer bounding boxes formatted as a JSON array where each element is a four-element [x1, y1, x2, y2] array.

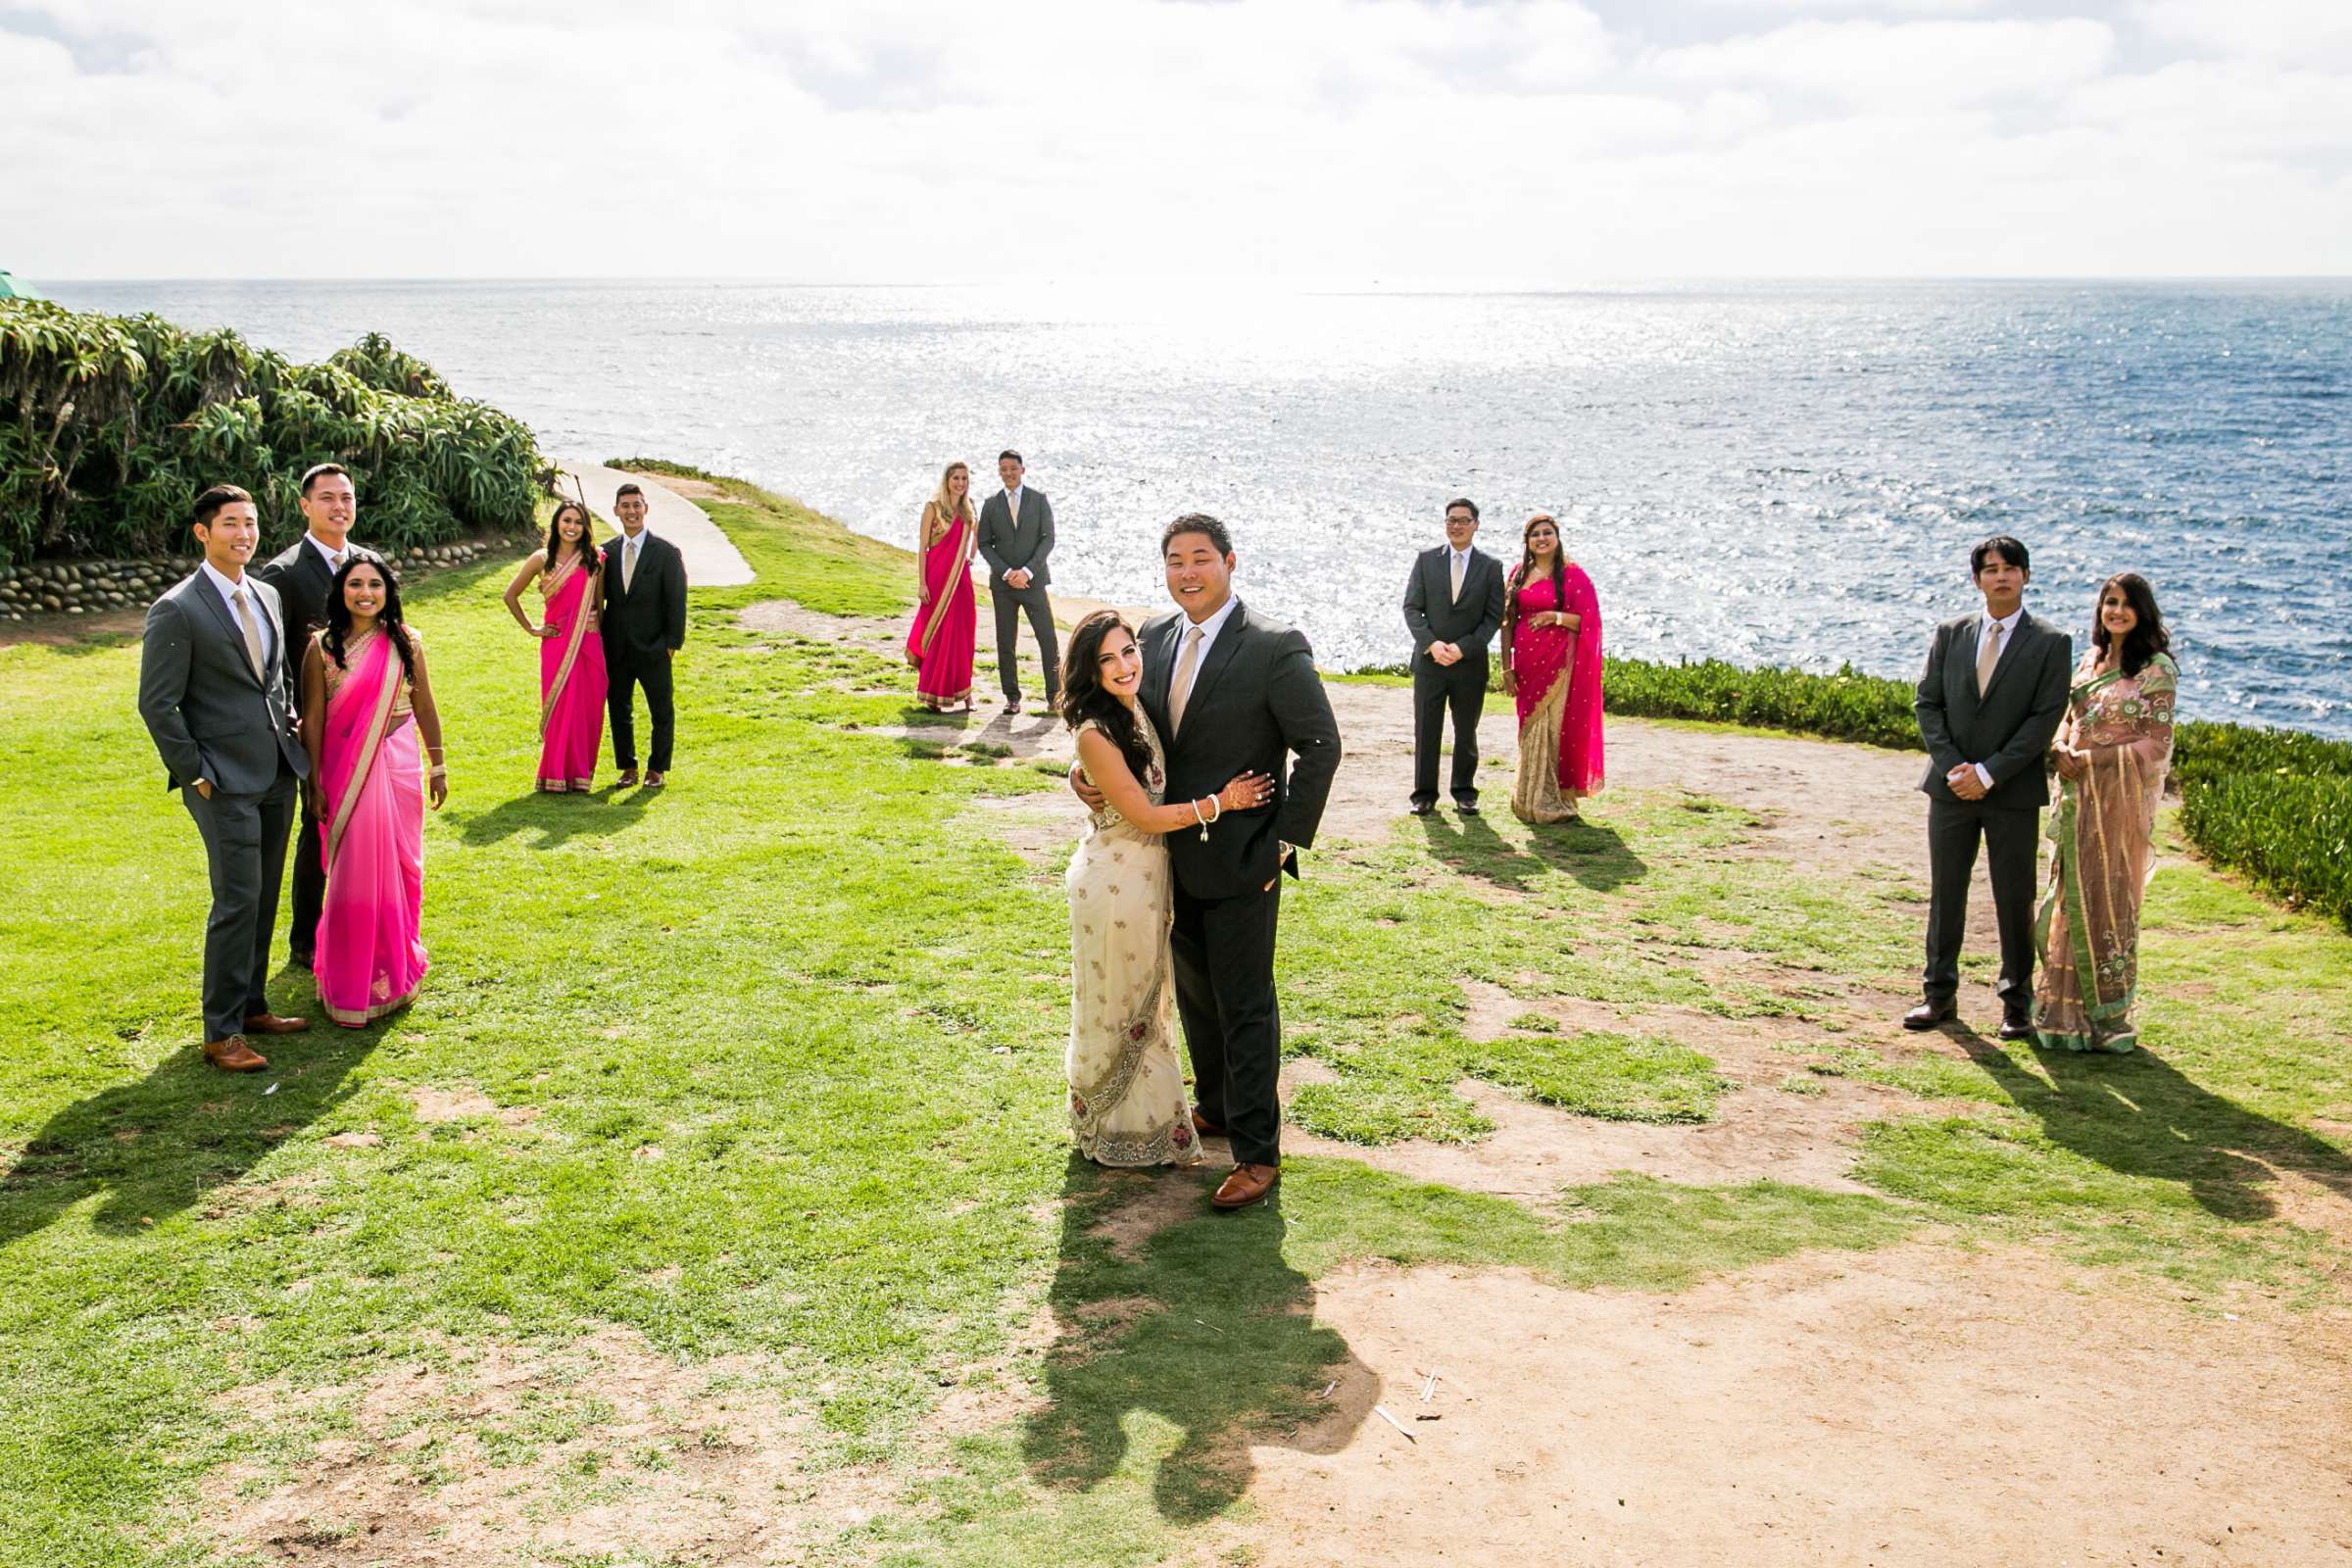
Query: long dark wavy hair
[[1504, 513, 1568, 636], [1057, 611, 1154, 781], [322, 555, 415, 682], [546, 500, 601, 575], [2091, 571, 2170, 677]]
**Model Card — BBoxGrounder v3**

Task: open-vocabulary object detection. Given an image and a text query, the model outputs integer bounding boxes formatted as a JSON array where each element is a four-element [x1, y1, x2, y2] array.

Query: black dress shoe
[[1409, 802, 1434, 816], [1903, 1001, 1957, 1030], [1998, 1012, 2037, 1042], [1454, 801, 1481, 815]]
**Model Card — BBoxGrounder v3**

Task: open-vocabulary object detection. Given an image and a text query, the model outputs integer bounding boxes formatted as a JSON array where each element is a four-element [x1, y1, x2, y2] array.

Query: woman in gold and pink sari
[[905, 462, 978, 711], [502, 500, 607, 791], [2034, 573, 2178, 1054], [300, 558, 448, 1029], [1498, 513, 1604, 823]]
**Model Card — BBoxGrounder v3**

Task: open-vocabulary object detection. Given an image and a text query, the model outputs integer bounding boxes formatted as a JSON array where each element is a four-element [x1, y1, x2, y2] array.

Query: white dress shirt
[[305, 532, 350, 575], [1972, 607, 2024, 791], [1172, 590, 1241, 673], [200, 561, 274, 669]]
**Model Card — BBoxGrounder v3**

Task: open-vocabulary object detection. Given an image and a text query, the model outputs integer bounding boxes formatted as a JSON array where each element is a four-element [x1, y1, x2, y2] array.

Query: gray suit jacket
[[978, 488, 1054, 589], [1402, 545, 1506, 662], [1914, 609, 2072, 809], [138, 571, 309, 794]]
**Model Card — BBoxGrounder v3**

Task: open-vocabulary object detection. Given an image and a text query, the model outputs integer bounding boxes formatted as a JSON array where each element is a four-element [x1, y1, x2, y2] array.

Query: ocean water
[[50, 278, 2352, 737]]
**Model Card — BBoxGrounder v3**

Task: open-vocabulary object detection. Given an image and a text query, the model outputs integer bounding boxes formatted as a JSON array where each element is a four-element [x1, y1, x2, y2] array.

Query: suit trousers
[[183, 765, 298, 1041], [287, 796, 324, 963], [990, 581, 1060, 705], [1169, 875, 1284, 1167], [609, 648, 675, 772], [1923, 795, 2041, 1008], [1412, 653, 1489, 807]]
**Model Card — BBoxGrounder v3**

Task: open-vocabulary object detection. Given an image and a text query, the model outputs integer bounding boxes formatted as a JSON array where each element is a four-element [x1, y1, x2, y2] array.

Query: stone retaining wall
[[0, 534, 533, 622]]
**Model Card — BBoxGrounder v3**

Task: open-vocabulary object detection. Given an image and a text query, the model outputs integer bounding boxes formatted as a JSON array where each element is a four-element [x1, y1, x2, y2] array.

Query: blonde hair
[[929, 462, 973, 525]]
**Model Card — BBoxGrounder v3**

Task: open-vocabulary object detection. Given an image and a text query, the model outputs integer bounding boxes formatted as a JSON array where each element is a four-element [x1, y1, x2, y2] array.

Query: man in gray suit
[[138, 484, 314, 1071], [977, 449, 1058, 713], [1402, 497, 1507, 814], [1909, 534, 2073, 1040]]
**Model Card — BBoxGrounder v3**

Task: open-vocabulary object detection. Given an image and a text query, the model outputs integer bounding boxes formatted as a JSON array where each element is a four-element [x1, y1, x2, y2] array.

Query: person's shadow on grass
[[1951, 1030, 2352, 1222], [1022, 1156, 1368, 1524], [1418, 810, 1646, 896], [453, 782, 655, 850], [0, 1002, 392, 1250]]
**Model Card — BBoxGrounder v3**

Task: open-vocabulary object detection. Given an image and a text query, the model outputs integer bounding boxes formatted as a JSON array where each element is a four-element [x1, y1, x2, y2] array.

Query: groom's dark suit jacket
[[1914, 609, 2072, 809], [255, 535, 384, 652], [1138, 600, 1342, 901]]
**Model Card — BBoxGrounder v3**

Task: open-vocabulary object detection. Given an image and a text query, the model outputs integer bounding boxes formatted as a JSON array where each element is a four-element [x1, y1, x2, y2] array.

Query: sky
[[4, 0, 2348, 282]]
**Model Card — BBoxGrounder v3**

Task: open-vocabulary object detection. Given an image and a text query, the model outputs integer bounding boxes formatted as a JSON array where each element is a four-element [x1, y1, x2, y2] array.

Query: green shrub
[[0, 303, 541, 566], [2177, 770, 2352, 928], [1601, 657, 1918, 749], [603, 456, 718, 482]]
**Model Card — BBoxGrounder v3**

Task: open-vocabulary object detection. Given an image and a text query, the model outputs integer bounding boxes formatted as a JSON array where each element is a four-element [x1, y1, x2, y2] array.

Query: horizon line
[[18, 272, 2352, 290]]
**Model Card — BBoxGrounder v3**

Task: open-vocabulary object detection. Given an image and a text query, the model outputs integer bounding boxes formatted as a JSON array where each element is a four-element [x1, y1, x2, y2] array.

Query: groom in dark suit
[[256, 463, 380, 970], [1402, 497, 1507, 814], [1076, 514, 1342, 1209], [138, 485, 313, 1071], [978, 450, 1058, 713], [1910, 534, 2072, 1040], [602, 483, 689, 787]]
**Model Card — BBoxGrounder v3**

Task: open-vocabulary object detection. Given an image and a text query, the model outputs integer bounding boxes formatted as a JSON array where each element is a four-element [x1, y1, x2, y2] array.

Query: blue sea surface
[[50, 278, 2352, 737]]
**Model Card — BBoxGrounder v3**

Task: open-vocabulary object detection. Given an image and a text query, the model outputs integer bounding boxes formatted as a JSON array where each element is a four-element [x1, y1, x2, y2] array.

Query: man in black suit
[[1402, 497, 1507, 815], [1074, 514, 1343, 1210], [137, 485, 313, 1071], [256, 462, 379, 969], [602, 483, 689, 787], [978, 450, 1058, 713], [1909, 534, 2073, 1039]]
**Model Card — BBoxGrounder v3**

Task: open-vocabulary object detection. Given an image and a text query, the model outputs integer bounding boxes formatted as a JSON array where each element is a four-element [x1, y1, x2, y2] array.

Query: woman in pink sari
[[299, 558, 447, 1029], [502, 500, 608, 791], [1498, 513, 1604, 823], [906, 462, 978, 711]]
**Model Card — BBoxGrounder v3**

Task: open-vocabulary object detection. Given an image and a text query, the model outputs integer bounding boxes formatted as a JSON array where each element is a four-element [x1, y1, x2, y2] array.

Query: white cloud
[[0, 0, 2344, 280]]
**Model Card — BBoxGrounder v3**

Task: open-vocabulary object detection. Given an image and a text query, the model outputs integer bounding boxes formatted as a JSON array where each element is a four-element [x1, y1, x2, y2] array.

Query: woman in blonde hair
[[905, 462, 978, 711]]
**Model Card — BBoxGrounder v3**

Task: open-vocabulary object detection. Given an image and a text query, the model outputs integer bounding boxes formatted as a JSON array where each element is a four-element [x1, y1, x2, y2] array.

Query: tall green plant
[[0, 300, 541, 567]]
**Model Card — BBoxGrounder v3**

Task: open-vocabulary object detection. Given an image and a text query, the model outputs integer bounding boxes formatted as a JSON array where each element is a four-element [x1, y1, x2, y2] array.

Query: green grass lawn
[[4, 475, 2347, 1566]]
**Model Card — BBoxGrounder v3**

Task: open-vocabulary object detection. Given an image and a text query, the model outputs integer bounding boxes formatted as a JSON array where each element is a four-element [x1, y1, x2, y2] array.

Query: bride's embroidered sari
[[1065, 710, 1200, 1168], [2034, 652, 2177, 1054], [1508, 563, 1605, 823], [317, 628, 430, 1028], [536, 550, 607, 791], [906, 505, 976, 707]]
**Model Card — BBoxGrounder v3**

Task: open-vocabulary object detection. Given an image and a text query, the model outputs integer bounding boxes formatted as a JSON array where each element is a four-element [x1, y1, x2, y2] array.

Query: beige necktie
[[1449, 550, 1464, 605], [1168, 625, 1206, 735], [623, 536, 640, 593], [1976, 618, 2004, 696], [231, 586, 267, 683]]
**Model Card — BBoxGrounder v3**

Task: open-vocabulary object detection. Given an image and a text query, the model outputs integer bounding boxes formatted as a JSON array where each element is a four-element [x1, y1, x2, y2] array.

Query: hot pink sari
[[906, 507, 976, 705], [1507, 564, 1605, 823], [316, 629, 429, 1028], [537, 553, 607, 790]]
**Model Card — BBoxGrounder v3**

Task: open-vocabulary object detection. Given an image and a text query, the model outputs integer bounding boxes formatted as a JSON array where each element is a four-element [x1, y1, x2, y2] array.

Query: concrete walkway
[[557, 460, 756, 587]]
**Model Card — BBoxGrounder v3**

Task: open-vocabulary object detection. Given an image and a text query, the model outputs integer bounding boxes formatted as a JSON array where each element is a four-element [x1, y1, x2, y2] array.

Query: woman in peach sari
[[1498, 514, 1604, 823], [906, 462, 978, 711], [502, 500, 608, 791], [2034, 573, 2178, 1054], [300, 558, 447, 1028]]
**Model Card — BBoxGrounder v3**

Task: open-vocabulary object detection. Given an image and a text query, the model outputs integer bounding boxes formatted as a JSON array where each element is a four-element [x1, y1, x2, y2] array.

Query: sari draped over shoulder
[[1065, 710, 1200, 1167], [2034, 652, 2177, 1054], [1508, 564, 1605, 823], [317, 628, 429, 1028], [537, 552, 607, 791], [906, 508, 977, 705]]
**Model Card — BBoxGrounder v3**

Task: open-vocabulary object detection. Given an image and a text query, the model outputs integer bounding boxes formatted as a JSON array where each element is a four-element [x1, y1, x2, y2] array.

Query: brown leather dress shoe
[[1212, 1163, 1280, 1210], [1902, 1001, 1957, 1031], [1191, 1110, 1227, 1140], [645, 770, 666, 788], [203, 1036, 269, 1072], [243, 1012, 312, 1035], [614, 769, 639, 788]]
